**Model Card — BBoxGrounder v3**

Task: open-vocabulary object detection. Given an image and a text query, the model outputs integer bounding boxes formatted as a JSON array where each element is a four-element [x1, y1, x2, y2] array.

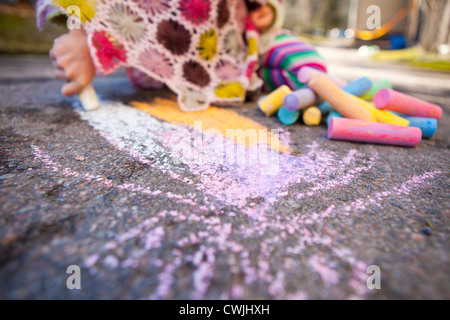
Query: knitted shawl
[[37, 0, 276, 112]]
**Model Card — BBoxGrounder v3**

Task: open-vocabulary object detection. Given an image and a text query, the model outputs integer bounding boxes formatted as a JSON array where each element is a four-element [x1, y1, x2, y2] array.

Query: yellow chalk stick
[[351, 96, 410, 126], [303, 106, 322, 126], [309, 75, 376, 122], [377, 110, 410, 126], [258, 85, 292, 117]]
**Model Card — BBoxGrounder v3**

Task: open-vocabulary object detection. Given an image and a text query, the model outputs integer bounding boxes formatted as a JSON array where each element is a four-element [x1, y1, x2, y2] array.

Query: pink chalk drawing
[[31, 145, 207, 210], [308, 255, 341, 286], [31, 101, 441, 299], [76, 102, 379, 212]]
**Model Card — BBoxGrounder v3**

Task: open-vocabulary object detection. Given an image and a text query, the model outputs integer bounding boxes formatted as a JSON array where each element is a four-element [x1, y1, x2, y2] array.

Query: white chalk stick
[[79, 84, 100, 111]]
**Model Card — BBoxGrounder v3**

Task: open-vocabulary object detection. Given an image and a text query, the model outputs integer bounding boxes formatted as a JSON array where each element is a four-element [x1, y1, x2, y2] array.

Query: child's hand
[[249, 5, 275, 33], [50, 29, 96, 97]]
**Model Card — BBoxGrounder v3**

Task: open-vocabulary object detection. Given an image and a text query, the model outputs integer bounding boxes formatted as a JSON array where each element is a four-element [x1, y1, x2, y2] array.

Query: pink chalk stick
[[328, 117, 422, 147], [298, 67, 348, 87], [374, 89, 443, 120]]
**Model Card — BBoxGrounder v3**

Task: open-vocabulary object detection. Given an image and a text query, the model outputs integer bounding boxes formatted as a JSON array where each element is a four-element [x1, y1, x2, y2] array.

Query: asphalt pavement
[[0, 50, 449, 300]]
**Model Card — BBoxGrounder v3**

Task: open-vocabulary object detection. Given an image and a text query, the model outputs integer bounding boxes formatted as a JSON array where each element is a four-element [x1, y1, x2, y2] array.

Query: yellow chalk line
[[131, 98, 290, 153]]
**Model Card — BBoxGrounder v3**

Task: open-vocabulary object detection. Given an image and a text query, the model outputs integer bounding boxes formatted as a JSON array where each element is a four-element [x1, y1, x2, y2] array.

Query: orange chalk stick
[[309, 74, 376, 122], [298, 67, 348, 87]]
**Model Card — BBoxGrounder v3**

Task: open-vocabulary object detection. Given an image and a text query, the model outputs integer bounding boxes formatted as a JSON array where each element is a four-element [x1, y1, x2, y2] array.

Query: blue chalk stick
[[390, 112, 438, 139], [326, 112, 343, 126], [318, 77, 373, 115], [278, 106, 301, 126], [318, 102, 335, 115], [343, 77, 373, 96], [404, 116, 438, 139], [283, 87, 317, 111]]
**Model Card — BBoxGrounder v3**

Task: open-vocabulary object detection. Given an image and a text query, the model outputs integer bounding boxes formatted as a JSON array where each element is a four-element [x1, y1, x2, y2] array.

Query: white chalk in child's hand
[[79, 84, 99, 111]]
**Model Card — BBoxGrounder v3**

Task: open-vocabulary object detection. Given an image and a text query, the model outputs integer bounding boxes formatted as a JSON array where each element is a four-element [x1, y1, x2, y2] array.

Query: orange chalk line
[[132, 98, 291, 154]]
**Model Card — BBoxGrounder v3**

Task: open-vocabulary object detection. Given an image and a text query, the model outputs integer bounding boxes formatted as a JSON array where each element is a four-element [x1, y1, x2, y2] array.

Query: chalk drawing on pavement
[[30, 99, 441, 299], [76, 101, 380, 213]]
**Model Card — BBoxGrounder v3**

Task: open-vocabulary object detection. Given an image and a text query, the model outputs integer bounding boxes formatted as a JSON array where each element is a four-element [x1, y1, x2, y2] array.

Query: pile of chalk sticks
[[258, 67, 443, 147]]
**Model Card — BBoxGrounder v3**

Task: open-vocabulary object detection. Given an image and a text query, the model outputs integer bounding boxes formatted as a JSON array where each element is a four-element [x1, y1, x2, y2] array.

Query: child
[[37, 0, 266, 112], [246, 0, 327, 92], [38, 0, 326, 111]]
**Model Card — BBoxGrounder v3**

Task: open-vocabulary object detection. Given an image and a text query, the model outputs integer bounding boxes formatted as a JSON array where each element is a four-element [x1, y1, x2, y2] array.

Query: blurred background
[[0, 0, 449, 70], [284, 0, 450, 62]]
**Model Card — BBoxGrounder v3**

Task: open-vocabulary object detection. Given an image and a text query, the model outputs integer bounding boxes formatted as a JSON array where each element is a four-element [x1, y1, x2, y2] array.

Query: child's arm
[[50, 28, 96, 97]]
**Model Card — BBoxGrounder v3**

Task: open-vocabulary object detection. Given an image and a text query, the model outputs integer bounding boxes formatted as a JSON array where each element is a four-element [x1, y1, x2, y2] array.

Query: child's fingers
[[51, 56, 67, 80], [61, 80, 83, 97], [50, 37, 66, 58], [64, 65, 78, 81], [55, 54, 73, 70], [49, 41, 59, 60], [54, 68, 67, 80], [64, 66, 91, 88], [51, 59, 60, 71], [51, 58, 70, 81], [49, 48, 56, 61]]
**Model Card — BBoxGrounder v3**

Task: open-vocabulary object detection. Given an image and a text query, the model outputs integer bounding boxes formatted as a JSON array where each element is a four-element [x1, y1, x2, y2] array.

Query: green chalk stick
[[361, 79, 393, 101]]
